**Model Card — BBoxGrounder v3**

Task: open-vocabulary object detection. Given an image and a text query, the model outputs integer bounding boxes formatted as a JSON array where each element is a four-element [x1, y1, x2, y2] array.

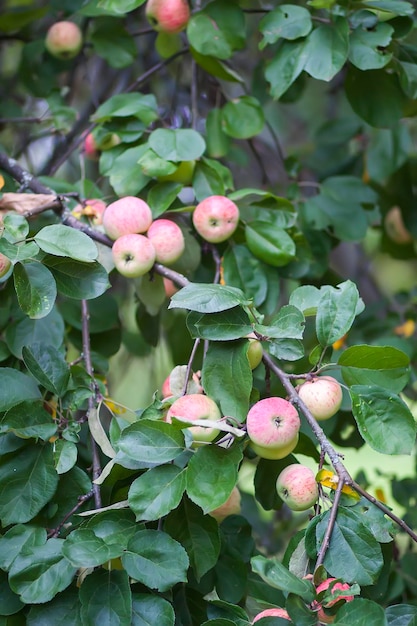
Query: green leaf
[[34, 225, 98, 262], [349, 497, 396, 543], [0, 570, 24, 616], [121, 529, 189, 591], [0, 240, 39, 262], [333, 598, 388, 625], [0, 444, 59, 525], [362, 0, 414, 16], [107, 145, 150, 196], [191, 50, 244, 84], [255, 305, 305, 339], [22, 343, 70, 395], [79, 569, 132, 626], [26, 588, 82, 625], [131, 593, 175, 626], [259, 4, 312, 47], [186, 445, 242, 514], [222, 245, 269, 307], [245, 222, 295, 267], [265, 39, 308, 99], [193, 160, 226, 200], [366, 125, 412, 183], [62, 528, 125, 567], [0, 368, 41, 411], [169, 283, 250, 313], [221, 97, 265, 140], [92, 92, 158, 123], [339, 345, 409, 392], [13, 261, 57, 319], [149, 128, 206, 161], [349, 23, 393, 70], [254, 458, 290, 510], [3, 214, 29, 240], [9, 538, 76, 605], [316, 508, 383, 585], [165, 496, 221, 581], [44, 256, 110, 300], [187, 13, 232, 59], [268, 338, 305, 361], [0, 525, 46, 572], [202, 341, 252, 422], [53, 439, 78, 474], [128, 465, 187, 521], [1, 401, 57, 441], [304, 19, 349, 81], [5, 307, 65, 359], [91, 18, 136, 68], [251, 555, 315, 602], [316, 280, 361, 347], [187, 307, 252, 341], [116, 420, 185, 469], [147, 182, 183, 217], [350, 385, 416, 455]]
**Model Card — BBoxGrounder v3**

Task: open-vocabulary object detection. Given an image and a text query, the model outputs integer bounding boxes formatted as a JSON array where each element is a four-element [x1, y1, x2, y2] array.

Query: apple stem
[[181, 338, 201, 396]]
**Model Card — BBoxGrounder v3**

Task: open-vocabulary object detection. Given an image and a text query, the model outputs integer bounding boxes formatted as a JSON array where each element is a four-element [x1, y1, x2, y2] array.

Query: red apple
[[163, 277, 179, 298], [252, 607, 291, 623], [166, 393, 221, 444], [313, 578, 354, 624], [0, 252, 12, 279], [146, 218, 185, 265], [276, 464, 318, 512], [102, 196, 153, 240], [246, 397, 300, 460], [146, 0, 190, 34], [192, 195, 240, 243], [209, 486, 241, 522], [297, 376, 343, 421], [45, 21, 83, 60], [112, 234, 156, 278], [84, 133, 100, 160]]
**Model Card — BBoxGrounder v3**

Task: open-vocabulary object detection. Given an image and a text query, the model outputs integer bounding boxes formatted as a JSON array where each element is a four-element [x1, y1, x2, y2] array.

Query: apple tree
[[1, 0, 417, 623]]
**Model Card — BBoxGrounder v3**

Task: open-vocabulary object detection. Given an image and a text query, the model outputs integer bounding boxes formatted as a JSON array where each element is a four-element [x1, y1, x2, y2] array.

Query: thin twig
[[315, 479, 344, 570], [47, 489, 95, 538], [181, 338, 201, 396]]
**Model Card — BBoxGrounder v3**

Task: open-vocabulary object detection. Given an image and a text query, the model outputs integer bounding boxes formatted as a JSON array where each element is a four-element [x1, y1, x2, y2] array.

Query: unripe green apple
[[252, 607, 291, 623], [102, 196, 153, 240], [297, 376, 343, 421], [276, 464, 318, 511], [208, 486, 241, 522], [112, 234, 156, 278], [45, 21, 83, 60], [313, 578, 354, 624], [166, 393, 221, 444], [158, 160, 195, 185], [146, 218, 185, 265], [247, 339, 263, 370], [146, 0, 190, 33], [192, 195, 240, 243], [246, 397, 300, 460]]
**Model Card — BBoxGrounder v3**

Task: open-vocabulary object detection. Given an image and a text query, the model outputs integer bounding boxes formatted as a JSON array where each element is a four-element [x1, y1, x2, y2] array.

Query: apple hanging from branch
[[145, 0, 190, 34], [246, 397, 300, 460], [297, 375, 343, 421], [45, 21, 83, 60], [276, 463, 319, 512]]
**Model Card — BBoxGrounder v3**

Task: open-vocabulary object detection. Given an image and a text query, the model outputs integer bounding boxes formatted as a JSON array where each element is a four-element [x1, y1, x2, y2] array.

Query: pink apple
[[146, 219, 185, 265], [112, 234, 156, 278], [313, 578, 354, 624], [192, 195, 240, 243], [45, 21, 83, 60], [297, 376, 343, 421], [246, 397, 300, 460], [146, 0, 190, 34], [84, 133, 100, 160], [161, 368, 203, 399], [166, 393, 221, 444], [209, 486, 241, 522], [163, 277, 179, 298], [276, 464, 318, 511], [252, 607, 291, 623], [72, 198, 107, 226], [102, 196, 153, 240], [0, 253, 12, 278]]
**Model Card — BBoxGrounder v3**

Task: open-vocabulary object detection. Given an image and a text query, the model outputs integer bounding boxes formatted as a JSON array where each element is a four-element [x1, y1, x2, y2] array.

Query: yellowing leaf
[[316, 468, 360, 500], [394, 319, 415, 338]]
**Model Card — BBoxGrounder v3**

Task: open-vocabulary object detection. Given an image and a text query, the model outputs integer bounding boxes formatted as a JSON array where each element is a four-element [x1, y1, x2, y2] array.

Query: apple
[[313, 578, 354, 624], [247, 339, 263, 370], [84, 133, 100, 160], [163, 277, 179, 298], [166, 393, 221, 444], [161, 368, 203, 399], [112, 234, 156, 278], [276, 464, 318, 512], [146, 219, 185, 265], [252, 607, 291, 623], [209, 486, 241, 522], [72, 198, 107, 226], [45, 21, 83, 60], [102, 196, 153, 240], [297, 376, 343, 421], [158, 161, 195, 185], [192, 195, 240, 243], [384, 206, 413, 245], [146, 0, 190, 34], [0, 252, 12, 278], [246, 397, 300, 460]]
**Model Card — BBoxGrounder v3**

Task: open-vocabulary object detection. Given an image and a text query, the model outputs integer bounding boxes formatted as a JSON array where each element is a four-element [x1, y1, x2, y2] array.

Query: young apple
[[247, 338, 263, 370], [252, 607, 291, 623], [102, 196, 153, 240], [112, 234, 156, 278], [313, 578, 354, 624], [146, 0, 190, 34], [83, 133, 100, 160], [158, 161, 195, 184], [297, 376, 343, 421], [163, 277, 179, 298], [208, 486, 241, 522], [384, 205, 413, 245], [192, 195, 240, 243], [246, 397, 300, 460], [0, 253, 12, 279], [45, 21, 83, 59], [166, 393, 221, 444], [276, 464, 318, 511], [146, 218, 185, 265]]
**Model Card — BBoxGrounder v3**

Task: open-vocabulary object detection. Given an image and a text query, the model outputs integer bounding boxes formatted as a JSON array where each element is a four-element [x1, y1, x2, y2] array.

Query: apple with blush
[[297, 376, 343, 421], [147, 218, 185, 265], [208, 486, 241, 522], [45, 21, 83, 60], [246, 397, 300, 460], [112, 233, 156, 278], [166, 393, 221, 445], [276, 464, 318, 512], [252, 607, 291, 623], [192, 195, 240, 243], [163, 277, 179, 298], [384, 205, 413, 245], [103, 196, 153, 240], [313, 577, 354, 624], [0, 252, 12, 280], [146, 0, 190, 34]]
